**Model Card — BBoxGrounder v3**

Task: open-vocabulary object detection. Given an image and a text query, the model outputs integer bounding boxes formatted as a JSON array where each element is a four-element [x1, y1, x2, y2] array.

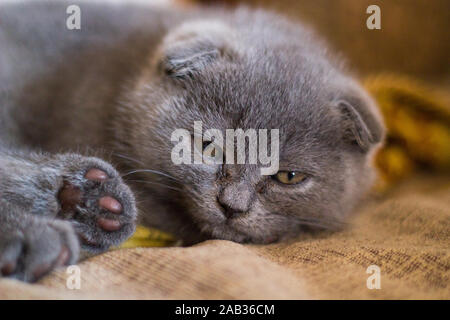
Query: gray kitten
[[0, 0, 384, 282]]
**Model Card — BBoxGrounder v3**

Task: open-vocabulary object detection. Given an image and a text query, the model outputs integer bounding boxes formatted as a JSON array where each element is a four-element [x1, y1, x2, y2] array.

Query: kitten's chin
[[196, 215, 278, 244], [208, 227, 279, 244], [186, 203, 279, 244], [191, 215, 247, 243]]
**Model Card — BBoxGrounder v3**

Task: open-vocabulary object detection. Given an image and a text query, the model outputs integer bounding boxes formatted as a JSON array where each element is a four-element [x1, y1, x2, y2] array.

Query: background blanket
[[0, 174, 448, 299]]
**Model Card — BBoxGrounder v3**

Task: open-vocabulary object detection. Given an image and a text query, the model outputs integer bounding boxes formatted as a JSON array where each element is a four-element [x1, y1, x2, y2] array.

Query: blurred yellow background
[[185, 0, 450, 188]]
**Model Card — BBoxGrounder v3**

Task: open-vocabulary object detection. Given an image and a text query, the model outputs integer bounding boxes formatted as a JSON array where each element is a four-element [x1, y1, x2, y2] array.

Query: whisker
[[113, 152, 147, 166], [113, 154, 180, 182], [296, 217, 349, 230], [127, 179, 183, 192], [122, 169, 180, 182]]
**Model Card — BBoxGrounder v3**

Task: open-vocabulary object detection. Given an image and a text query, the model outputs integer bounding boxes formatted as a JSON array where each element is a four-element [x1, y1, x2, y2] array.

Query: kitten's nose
[[217, 200, 245, 219], [217, 182, 252, 219]]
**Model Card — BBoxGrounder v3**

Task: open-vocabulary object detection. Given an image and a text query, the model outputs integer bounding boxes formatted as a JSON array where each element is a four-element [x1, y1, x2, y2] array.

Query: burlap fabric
[[1, 175, 448, 299]]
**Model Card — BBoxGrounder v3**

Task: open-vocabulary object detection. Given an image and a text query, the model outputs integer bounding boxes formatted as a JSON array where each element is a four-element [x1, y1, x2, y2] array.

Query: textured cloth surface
[[0, 175, 448, 299]]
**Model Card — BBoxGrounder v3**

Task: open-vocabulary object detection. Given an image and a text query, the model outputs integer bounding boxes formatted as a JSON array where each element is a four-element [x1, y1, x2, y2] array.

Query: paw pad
[[99, 196, 122, 214], [0, 261, 16, 276], [57, 165, 136, 251], [85, 168, 109, 182], [58, 183, 82, 212]]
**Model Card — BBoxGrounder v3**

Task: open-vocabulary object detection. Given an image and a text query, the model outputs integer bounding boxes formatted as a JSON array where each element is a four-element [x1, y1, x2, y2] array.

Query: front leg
[[0, 150, 137, 277], [0, 205, 79, 282]]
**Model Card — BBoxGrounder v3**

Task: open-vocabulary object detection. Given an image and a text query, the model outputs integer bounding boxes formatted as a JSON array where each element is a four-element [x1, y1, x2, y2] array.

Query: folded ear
[[158, 21, 237, 79], [336, 81, 385, 152]]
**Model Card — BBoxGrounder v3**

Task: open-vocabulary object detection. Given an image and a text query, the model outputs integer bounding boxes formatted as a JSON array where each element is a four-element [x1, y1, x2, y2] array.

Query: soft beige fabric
[[0, 174, 448, 299], [254, 175, 450, 299]]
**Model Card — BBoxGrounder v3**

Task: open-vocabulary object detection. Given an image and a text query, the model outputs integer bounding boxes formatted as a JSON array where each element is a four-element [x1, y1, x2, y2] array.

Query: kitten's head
[[116, 10, 384, 244]]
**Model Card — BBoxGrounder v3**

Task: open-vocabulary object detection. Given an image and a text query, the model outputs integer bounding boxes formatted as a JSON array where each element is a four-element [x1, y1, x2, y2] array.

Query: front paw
[[0, 218, 79, 282], [55, 155, 137, 253]]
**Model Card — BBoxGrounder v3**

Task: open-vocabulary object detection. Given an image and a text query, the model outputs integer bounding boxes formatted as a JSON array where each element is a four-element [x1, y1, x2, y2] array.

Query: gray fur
[[0, 0, 384, 281]]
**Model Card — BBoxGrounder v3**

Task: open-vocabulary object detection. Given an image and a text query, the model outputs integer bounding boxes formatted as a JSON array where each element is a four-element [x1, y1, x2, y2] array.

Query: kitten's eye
[[202, 141, 216, 157], [193, 138, 215, 157], [273, 171, 307, 185]]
